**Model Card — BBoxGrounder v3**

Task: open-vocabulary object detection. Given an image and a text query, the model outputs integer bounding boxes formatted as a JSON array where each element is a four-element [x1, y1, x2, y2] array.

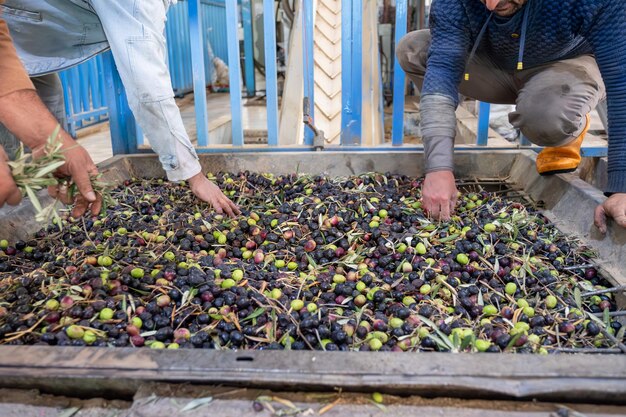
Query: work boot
[[536, 114, 590, 176]]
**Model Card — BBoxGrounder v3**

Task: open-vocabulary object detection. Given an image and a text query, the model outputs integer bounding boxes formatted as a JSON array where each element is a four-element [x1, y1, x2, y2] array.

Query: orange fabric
[[0, 5, 35, 98]]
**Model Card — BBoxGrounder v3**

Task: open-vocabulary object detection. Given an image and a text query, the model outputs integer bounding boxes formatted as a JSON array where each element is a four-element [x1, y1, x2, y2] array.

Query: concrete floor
[[3, 386, 626, 417]]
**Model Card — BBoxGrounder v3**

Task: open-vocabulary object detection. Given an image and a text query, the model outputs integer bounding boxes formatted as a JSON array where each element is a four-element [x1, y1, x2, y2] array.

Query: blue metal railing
[[101, 0, 608, 158], [59, 0, 228, 135], [59, 54, 108, 137], [166, 0, 229, 96]]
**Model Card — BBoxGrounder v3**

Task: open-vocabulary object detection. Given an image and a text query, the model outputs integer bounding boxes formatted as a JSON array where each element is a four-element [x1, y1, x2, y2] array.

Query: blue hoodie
[[422, 0, 626, 194]]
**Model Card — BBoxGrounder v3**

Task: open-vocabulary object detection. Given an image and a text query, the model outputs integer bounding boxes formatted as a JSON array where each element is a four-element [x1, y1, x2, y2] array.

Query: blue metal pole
[[242, 0, 256, 97], [340, 0, 353, 145], [226, 0, 244, 146], [102, 51, 138, 155], [303, 0, 315, 146], [58, 72, 76, 137], [68, 67, 82, 129], [348, 0, 362, 145], [79, 65, 90, 117], [477, 101, 490, 146], [391, 0, 407, 146], [263, 0, 279, 146], [189, 0, 209, 147], [88, 59, 101, 110]]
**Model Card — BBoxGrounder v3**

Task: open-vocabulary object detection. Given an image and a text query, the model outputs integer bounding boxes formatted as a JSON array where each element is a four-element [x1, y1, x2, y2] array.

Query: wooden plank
[[1, 347, 626, 403]]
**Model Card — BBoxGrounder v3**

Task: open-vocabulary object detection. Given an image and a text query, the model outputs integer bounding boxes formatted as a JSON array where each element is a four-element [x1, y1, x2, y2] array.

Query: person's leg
[[87, 0, 201, 181], [32, 73, 67, 130], [511, 55, 605, 147], [396, 29, 518, 104], [0, 73, 66, 158], [511, 55, 605, 175]]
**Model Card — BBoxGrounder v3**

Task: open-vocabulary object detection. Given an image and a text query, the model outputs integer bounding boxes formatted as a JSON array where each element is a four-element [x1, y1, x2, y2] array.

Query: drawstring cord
[[465, 13, 493, 81], [465, 1, 532, 80], [517, 2, 532, 70]]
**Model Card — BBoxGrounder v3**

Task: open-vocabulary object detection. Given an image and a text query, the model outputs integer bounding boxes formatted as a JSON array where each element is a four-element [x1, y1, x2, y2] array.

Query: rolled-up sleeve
[[0, 7, 35, 97]]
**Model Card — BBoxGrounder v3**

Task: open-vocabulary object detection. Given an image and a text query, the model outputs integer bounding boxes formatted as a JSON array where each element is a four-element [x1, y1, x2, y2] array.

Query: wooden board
[[1, 346, 626, 403]]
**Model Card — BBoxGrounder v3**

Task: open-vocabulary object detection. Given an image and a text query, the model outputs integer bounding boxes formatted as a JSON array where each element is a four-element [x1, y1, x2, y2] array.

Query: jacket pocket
[[0, 4, 42, 22], [126, 36, 173, 103]]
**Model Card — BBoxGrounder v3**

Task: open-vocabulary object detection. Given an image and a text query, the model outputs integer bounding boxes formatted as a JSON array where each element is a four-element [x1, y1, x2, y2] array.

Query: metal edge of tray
[[508, 151, 625, 286]]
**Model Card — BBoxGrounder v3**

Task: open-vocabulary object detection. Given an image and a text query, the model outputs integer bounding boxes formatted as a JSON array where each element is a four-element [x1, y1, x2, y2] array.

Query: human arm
[[84, 0, 239, 217], [0, 17, 101, 216], [419, 0, 472, 219], [160, 134, 240, 218], [585, 0, 626, 231]]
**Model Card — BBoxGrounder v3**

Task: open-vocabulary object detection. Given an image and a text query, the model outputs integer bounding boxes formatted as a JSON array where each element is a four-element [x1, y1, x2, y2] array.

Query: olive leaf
[[416, 314, 455, 351], [242, 307, 265, 323], [180, 396, 213, 412], [58, 407, 81, 417], [574, 287, 582, 310]]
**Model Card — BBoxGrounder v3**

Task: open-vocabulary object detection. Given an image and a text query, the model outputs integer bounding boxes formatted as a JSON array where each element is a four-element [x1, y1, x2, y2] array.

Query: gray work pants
[[0, 73, 66, 159], [396, 30, 606, 146]]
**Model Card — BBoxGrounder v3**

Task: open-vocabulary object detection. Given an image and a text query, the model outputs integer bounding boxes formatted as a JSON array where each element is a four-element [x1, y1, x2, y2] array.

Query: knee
[[510, 102, 579, 147], [396, 30, 431, 75]]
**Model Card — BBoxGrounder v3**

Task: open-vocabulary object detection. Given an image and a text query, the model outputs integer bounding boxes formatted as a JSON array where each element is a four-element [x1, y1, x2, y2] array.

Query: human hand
[[187, 172, 241, 217], [0, 146, 22, 208], [421, 170, 458, 221], [594, 193, 626, 233], [34, 134, 102, 218]]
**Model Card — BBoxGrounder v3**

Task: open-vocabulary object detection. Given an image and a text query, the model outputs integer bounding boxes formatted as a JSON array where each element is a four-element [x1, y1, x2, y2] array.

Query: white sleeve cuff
[[165, 140, 202, 182]]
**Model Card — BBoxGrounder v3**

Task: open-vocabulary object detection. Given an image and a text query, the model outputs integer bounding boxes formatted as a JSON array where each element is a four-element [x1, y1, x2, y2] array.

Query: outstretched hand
[[187, 172, 241, 217], [594, 193, 626, 233], [421, 170, 458, 221]]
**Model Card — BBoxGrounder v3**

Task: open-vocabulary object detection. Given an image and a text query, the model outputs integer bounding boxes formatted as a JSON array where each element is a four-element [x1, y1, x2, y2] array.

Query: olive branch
[[8, 125, 115, 226]]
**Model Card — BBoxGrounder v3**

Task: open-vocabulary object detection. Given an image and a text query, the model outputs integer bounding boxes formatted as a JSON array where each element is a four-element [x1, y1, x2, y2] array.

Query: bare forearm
[[0, 89, 67, 149]]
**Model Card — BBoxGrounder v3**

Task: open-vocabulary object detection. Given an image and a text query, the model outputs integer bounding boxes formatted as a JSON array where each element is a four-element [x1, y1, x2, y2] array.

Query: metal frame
[[1, 151, 624, 403], [189, 0, 210, 147], [58, 54, 109, 137], [102, 52, 139, 155], [263, 0, 279, 146], [340, 0, 363, 146], [391, 0, 407, 146], [241, 0, 256, 97], [224, 0, 244, 146], [97, 0, 607, 159], [303, 0, 315, 146]]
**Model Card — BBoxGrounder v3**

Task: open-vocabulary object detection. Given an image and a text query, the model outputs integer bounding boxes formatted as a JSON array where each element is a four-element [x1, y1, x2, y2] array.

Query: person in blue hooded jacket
[[396, 0, 626, 233]]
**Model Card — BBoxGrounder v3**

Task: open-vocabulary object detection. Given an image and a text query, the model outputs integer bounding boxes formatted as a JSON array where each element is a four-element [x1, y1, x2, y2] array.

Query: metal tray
[[1, 150, 625, 403]]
